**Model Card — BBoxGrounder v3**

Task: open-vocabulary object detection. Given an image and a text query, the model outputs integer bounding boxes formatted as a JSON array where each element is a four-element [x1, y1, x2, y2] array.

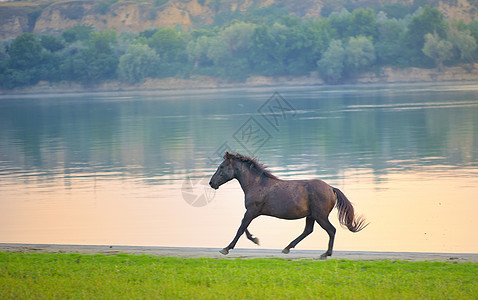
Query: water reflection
[[0, 84, 477, 253]]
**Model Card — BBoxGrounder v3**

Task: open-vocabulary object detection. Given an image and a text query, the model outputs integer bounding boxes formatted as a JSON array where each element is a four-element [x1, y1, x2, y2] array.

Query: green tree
[[221, 22, 255, 54], [281, 16, 328, 75], [249, 24, 277, 74], [62, 25, 94, 43], [328, 8, 351, 38], [61, 49, 118, 84], [216, 22, 256, 78], [465, 20, 478, 58], [60, 51, 88, 82], [60, 30, 119, 84], [89, 30, 117, 55], [206, 37, 230, 66], [8, 33, 42, 69], [187, 35, 214, 67], [148, 28, 183, 61], [118, 44, 160, 83], [403, 5, 447, 65], [37, 51, 62, 82], [448, 23, 477, 64], [91, 52, 118, 79], [382, 3, 417, 19], [0, 41, 9, 81], [345, 36, 376, 73], [375, 18, 406, 66], [422, 32, 453, 71], [347, 8, 378, 39], [281, 18, 333, 75], [317, 40, 345, 83], [250, 21, 308, 75], [2, 33, 46, 88], [266, 23, 291, 72], [40, 35, 65, 52]]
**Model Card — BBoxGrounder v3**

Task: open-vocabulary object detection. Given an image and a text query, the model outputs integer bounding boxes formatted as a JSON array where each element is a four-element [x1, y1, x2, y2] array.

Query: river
[[1, 83, 477, 253]]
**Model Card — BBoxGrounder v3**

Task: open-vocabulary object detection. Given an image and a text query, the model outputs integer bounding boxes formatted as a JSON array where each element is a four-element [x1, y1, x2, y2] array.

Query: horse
[[209, 152, 368, 259]]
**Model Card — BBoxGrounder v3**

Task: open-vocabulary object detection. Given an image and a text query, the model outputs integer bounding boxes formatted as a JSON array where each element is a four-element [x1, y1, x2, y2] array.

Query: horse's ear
[[225, 152, 232, 159]]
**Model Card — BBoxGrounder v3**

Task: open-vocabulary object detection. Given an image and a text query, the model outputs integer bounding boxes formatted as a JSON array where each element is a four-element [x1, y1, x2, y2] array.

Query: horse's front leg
[[282, 216, 315, 254], [220, 210, 258, 255]]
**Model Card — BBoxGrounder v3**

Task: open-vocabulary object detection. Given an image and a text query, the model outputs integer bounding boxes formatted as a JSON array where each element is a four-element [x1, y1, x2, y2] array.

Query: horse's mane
[[226, 152, 278, 179]]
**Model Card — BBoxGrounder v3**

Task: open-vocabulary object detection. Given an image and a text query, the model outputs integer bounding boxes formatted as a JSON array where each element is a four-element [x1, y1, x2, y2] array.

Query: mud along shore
[[1, 243, 477, 263]]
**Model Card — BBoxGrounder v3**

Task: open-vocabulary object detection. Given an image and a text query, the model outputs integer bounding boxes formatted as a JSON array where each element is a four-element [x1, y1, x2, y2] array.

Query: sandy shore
[[1, 243, 477, 263]]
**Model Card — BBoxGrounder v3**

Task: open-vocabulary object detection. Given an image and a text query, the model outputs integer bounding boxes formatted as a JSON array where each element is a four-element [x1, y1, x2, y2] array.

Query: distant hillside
[[1, 0, 477, 40]]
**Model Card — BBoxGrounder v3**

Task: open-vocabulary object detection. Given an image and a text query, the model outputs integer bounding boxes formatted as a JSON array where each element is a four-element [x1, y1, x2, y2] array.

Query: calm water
[[1, 84, 477, 253]]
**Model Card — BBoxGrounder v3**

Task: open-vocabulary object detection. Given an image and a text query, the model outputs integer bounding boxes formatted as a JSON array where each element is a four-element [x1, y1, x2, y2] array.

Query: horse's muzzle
[[209, 180, 218, 190]]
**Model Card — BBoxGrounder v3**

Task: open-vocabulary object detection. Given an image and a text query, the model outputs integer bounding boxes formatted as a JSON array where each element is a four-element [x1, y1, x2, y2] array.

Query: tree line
[[1, 5, 478, 89]]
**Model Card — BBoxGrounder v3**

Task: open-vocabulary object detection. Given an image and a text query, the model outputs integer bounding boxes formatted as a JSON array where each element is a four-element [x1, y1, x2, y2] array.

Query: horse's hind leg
[[282, 216, 315, 254], [314, 215, 336, 260], [245, 229, 260, 245]]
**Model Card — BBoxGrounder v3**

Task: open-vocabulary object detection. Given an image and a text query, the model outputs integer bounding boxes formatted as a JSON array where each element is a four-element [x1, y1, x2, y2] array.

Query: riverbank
[[3, 65, 478, 96], [1, 243, 477, 262]]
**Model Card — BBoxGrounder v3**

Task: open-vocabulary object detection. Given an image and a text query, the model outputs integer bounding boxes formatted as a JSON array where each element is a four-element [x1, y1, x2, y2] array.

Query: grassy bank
[[1, 252, 477, 299]]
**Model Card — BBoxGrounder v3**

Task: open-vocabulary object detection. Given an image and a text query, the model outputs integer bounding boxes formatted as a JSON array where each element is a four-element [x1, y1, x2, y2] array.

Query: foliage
[[1, 253, 477, 299], [317, 40, 345, 83], [186, 35, 212, 66], [375, 18, 406, 66], [40, 35, 65, 52], [59, 30, 118, 84], [345, 36, 376, 73], [423, 32, 453, 71], [221, 21, 255, 54], [381, 2, 420, 19], [0, 33, 44, 88], [448, 22, 477, 64], [62, 25, 94, 43], [1, 4, 478, 89], [347, 8, 378, 39], [119, 44, 160, 83], [7, 33, 42, 70], [88, 30, 117, 55], [403, 5, 448, 66], [148, 28, 184, 61], [317, 36, 376, 83]]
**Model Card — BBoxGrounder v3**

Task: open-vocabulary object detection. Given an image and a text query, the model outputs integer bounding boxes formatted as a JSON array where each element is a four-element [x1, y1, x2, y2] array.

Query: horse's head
[[209, 152, 235, 189]]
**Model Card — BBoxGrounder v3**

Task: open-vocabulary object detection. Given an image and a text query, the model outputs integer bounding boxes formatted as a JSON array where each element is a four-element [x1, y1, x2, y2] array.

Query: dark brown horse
[[209, 152, 368, 259]]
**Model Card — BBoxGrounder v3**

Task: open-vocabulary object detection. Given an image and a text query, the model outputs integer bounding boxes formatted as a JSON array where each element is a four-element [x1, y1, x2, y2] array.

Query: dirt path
[[1, 243, 477, 263]]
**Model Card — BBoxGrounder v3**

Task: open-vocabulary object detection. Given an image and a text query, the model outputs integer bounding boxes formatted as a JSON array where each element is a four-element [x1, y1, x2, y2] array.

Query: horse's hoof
[[282, 248, 290, 254], [252, 237, 260, 246], [320, 253, 328, 260], [219, 248, 229, 255]]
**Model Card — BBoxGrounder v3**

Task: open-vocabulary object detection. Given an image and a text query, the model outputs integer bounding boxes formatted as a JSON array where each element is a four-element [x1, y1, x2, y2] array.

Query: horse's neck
[[235, 162, 264, 192]]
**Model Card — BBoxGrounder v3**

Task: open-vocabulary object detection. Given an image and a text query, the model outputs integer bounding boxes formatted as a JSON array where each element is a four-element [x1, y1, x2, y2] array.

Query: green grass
[[1, 252, 477, 299]]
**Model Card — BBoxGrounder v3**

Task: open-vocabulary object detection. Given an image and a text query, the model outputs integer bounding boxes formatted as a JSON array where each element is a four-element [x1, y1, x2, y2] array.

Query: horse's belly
[[262, 202, 310, 219], [262, 186, 310, 219]]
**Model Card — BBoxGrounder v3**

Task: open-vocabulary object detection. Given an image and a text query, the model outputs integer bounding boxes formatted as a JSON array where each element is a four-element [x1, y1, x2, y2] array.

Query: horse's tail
[[332, 187, 369, 232]]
